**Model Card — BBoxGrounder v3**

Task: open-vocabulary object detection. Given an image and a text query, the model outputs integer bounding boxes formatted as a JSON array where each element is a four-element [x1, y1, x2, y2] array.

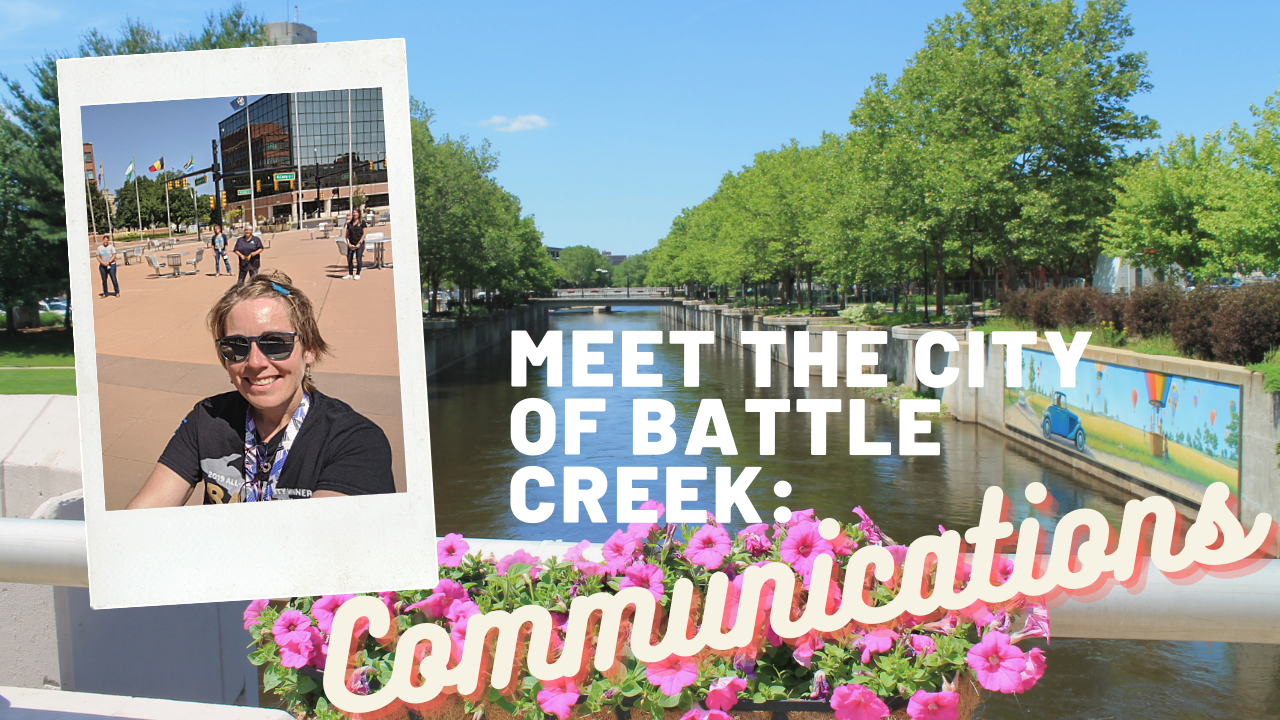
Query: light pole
[[968, 226, 978, 330]]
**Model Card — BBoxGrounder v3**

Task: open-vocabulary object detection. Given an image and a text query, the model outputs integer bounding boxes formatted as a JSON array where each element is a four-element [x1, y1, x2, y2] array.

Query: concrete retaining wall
[[663, 301, 1280, 527], [424, 305, 548, 377]]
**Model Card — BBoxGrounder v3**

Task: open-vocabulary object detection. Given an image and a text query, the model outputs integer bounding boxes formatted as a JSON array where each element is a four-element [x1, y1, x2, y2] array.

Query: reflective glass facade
[[217, 88, 386, 201]]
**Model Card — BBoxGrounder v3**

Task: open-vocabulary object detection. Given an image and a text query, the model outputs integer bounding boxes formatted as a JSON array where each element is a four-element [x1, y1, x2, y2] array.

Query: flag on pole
[[182, 155, 194, 172], [148, 156, 165, 173], [230, 96, 247, 110], [124, 158, 134, 182]]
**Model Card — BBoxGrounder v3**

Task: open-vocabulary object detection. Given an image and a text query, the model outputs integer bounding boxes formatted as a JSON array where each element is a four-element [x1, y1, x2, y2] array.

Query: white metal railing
[[2, 518, 1277, 644]]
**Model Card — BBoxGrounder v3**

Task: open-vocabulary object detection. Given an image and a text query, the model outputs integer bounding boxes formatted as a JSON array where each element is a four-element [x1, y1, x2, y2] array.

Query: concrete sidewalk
[[89, 226, 408, 509]]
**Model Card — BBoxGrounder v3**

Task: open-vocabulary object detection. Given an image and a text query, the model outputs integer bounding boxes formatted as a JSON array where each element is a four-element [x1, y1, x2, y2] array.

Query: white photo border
[[58, 40, 438, 609]]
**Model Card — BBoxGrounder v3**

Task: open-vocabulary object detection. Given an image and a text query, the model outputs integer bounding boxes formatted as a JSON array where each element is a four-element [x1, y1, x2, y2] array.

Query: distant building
[[82, 143, 95, 184], [546, 246, 561, 261], [1093, 254, 1171, 293], [217, 88, 387, 223], [102, 189, 116, 216], [602, 252, 626, 267], [265, 21, 317, 45]]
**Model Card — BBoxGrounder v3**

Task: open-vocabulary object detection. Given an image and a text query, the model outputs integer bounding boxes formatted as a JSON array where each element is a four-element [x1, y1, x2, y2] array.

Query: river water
[[429, 308, 1280, 719]]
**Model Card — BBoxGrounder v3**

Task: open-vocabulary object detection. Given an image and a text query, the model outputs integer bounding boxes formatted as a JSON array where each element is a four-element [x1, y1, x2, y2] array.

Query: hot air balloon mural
[[1131, 389, 1138, 409], [1144, 371, 1172, 458], [1210, 409, 1217, 426]]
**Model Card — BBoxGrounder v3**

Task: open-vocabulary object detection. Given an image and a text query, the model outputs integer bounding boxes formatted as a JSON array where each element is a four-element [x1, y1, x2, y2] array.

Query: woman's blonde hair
[[207, 270, 329, 394]]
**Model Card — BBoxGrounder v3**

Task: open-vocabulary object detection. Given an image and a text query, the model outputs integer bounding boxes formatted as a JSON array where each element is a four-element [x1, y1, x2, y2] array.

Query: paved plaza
[[90, 225, 408, 510]]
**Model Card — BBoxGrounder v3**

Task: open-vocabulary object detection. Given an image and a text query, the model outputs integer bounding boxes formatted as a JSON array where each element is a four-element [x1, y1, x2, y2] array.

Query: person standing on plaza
[[96, 234, 119, 297], [211, 224, 232, 276], [343, 210, 366, 280], [234, 225, 264, 286]]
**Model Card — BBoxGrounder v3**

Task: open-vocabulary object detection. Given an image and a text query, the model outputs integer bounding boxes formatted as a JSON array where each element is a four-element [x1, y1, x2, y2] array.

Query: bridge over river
[[531, 289, 684, 309]]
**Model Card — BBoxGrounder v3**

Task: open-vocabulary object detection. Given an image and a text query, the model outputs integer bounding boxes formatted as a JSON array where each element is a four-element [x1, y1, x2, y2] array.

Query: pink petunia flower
[[278, 630, 314, 669], [378, 591, 398, 614], [830, 683, 890, 720], [792, 630, 825, 667], [828, 528, 857, 556], [311, 594, 356, 634], [859, 628, 899, 665], [966, 631, 1028, 694], [909, 634, 936, 656], [628, 499, 667, 539], [645, 655, 699, 696], [306, 626, 328, 670], [738, 523, 772, 556], [243, 599, 269, 630], [445, 599, 480, 625], [496, 549, 542, 578], [681, 711, 731, 720], [704, 676, 747, 711], [271, 609, 312, 647], [603, 530, 641, 574], [1011, 604, 1051, 645], [537, 676, 580, 720], [405, 578, 469, 619], [619, 562, 666, 601], [687, 524, 733, 570], [1016, 647, 1046, 693], [780, 522, 834, 581], [881, 545, 910, 589], [851, 506, 884, 545], [437, 533, 469, 568], [906, 689, 959, 720]]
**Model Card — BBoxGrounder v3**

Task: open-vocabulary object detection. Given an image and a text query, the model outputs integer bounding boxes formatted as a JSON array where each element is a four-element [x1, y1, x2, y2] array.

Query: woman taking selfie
[[126, 271, 394, 507]]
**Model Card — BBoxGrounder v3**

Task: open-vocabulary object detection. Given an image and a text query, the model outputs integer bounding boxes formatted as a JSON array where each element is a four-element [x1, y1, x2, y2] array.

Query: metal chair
[[183, 248, 204, 275], [144, 253, 173, 278]]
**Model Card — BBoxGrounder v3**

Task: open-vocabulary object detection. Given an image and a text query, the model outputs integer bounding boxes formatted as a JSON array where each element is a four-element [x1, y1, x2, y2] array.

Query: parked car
[[1042, 391, 1085, 451], [39, 299, 67, 315]]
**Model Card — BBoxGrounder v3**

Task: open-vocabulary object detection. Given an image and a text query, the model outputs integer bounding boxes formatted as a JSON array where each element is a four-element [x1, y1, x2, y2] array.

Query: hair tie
[[270, 282, 291, 296]]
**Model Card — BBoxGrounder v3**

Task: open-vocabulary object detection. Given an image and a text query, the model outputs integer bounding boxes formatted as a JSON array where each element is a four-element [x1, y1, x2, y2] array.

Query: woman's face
[[221, 297, 316, 412]]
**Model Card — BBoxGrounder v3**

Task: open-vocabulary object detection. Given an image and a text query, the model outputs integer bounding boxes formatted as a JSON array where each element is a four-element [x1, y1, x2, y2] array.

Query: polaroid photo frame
[[59, 39, 437, 608]]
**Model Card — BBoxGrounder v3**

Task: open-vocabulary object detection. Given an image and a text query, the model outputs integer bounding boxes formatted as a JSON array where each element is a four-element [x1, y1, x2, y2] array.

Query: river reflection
[[429, 308, 1280, 719]]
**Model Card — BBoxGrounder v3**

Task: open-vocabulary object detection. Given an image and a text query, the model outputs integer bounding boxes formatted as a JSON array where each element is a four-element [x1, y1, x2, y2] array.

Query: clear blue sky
[[7, 1, 1280, 256]]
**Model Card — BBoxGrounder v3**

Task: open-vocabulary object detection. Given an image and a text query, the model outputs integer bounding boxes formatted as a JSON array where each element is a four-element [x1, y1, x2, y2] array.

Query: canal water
[[429, 308, 1280, 719]]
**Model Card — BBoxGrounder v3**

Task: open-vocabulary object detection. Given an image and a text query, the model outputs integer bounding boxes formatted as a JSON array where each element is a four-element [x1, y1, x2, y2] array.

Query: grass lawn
[[0, 368, 76, 395], [0, 328, 75, 367]]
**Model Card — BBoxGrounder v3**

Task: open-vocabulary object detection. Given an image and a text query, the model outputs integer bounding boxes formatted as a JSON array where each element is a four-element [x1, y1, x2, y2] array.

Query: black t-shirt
[[234, 236, 263, 267], [345, 221, 365, 246], [158, 390, 395, 504]]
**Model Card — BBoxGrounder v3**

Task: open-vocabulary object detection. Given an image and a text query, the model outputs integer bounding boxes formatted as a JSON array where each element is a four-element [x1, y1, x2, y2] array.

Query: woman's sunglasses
[[216, 332, 298, 363]]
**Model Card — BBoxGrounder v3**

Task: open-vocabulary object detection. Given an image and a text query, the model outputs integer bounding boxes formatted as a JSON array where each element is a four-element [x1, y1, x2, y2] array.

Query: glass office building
[[217, 88, 388, 219]]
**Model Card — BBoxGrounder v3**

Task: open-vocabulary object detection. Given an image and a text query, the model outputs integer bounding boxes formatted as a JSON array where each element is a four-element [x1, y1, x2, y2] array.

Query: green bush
[[1212, 283, 1280, 365], [1171, 290, 1223, 360], [1122, 283, 1182, 338], [839, 303, 886, 323]]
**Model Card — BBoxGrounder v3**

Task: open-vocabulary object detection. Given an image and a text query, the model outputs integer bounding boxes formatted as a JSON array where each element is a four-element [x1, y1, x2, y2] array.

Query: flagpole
[[163, 170, 173, 241], [85, 176, 98, 242], [245, 102, 256, 229], [133, 158, 143, 242], [102, 161, 114, 238]]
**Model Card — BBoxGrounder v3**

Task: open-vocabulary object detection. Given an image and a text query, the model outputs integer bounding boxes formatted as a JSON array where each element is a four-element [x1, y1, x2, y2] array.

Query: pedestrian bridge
[[531, 291, 683, 309]]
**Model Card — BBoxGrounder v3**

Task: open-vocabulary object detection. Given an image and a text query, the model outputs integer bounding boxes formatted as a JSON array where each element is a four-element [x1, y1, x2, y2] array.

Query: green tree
[[612, 251, 650, 288], [0, 4, 271, 331], [557, 245, 609, 288]]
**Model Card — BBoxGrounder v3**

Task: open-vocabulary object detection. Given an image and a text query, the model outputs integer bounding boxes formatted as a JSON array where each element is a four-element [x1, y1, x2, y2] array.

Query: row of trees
[[412, 103, 557, 313], [647, 0, 1279, 317], [86, 172, 208, 235], [0, 5, 272, 328]]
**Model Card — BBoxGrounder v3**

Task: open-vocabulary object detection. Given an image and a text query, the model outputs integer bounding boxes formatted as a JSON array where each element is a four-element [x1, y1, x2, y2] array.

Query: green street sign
[[273, 172, 296, 181], [341, 173, 350, 179], [237, 188, 252, 196], [193, 175, 207, 186]]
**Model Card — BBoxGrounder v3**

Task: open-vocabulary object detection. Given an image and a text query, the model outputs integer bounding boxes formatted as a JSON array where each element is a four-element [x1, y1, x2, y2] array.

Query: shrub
[[1212, 283, 1280, 365], [1054, 287, 1097, 327], [1000, 288, 1033, 323], [1123, 283, 1183, 338], [839, 303, 885, 323], [1088, 291, 1129, 332], [1171, 290, 1223, 360], [1026, 287, 1060, 329]]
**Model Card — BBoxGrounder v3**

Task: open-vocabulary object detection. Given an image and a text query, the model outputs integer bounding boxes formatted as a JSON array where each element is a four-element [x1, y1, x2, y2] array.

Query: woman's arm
[[312, 490, 348, 498], [126, 464, 196, 509]]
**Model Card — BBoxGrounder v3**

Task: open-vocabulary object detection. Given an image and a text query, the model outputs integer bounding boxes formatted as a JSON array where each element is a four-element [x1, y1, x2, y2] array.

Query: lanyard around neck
[[242, 393, 311, 502]]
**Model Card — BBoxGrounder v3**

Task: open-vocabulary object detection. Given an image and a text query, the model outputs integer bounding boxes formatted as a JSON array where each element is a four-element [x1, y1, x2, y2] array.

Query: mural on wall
[[1004, 349, 1241, 503]]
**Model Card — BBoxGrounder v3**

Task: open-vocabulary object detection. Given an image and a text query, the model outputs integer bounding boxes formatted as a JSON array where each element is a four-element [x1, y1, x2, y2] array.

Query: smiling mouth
[[247, 377, 279, 387]]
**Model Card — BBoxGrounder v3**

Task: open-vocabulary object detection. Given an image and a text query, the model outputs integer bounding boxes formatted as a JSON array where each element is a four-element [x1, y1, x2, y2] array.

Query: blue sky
[[7, 0, 1280, 256]]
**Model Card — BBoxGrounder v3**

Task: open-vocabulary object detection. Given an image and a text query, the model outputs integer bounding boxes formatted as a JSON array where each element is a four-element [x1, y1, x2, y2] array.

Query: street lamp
[[968, 226, 979, 330]]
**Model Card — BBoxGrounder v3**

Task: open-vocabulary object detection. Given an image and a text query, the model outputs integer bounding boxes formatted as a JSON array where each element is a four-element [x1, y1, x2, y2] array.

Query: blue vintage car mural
[[1042, 391, 1086, 451]]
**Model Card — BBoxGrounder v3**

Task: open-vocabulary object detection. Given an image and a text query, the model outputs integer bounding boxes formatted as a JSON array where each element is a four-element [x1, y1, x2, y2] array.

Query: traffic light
[[367, 160, 373, 172], [273, 180, 279, 192], [181, 178, 187, 189], [289, 180, 295, 190], [256, 179, 262, 193], [220, 191, 227, 205], [209, 196, 215, 209]]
